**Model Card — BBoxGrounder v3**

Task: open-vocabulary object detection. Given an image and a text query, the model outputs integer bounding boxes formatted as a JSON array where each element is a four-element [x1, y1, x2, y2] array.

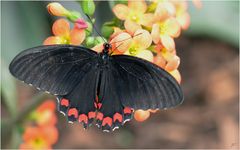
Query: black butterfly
[[9, 43, 183, 132]]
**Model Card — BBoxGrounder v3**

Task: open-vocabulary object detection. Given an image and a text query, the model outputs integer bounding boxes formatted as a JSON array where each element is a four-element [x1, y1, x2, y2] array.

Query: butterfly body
[[9, 44, 183, 132]]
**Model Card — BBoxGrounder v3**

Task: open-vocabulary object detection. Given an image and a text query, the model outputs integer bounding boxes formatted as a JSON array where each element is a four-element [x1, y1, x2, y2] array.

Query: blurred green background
[[1, 1, 239, 149]]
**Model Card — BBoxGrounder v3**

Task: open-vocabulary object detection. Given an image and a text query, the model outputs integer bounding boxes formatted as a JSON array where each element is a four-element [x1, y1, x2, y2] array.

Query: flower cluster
[[19, 100, 58, 149], [43, 1, 199, 123]]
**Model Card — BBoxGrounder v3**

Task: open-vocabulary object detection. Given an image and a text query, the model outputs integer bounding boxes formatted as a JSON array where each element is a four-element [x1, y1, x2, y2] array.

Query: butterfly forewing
[[111, 55, 184, 110], [9, 45, 98, 95]]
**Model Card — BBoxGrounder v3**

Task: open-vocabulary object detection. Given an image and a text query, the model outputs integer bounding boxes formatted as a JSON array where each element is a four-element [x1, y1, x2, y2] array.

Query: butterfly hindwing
[[97, 67, 125, 131], [9, 45, 98, 95], [110, 55, 184, 110], [61, 67, 100, 128]]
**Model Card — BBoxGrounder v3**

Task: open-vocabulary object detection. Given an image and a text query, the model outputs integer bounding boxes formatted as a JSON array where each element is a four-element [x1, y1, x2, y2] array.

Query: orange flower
[[20, 126, 58, 150], [172, 1, 190, 30], [134, 109, 150, 122], [32, 100, 57, 126], [154, 1, 176, 20], [152, 43, 181, 83], [151, 18, 180, 51], [154, 53, 167, 68], [113, 0, 154, 35], [47, 2, 70, 17], [111, 29, 154, 62], [160, 48, 180, 72], [151, 2, 181, 51], [43, 19, 86, 45], [91, 43, 104, 53]]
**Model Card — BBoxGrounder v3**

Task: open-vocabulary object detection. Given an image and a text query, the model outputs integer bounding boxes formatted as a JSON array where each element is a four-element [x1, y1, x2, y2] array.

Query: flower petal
[[52, 19, 70, 36], [153, 54, 166, 68], [124, 19, 142, 35], [75, 19, 88, 29], [160, 35, 175, 51], [151, 23, 160, 44], [174, 1, 188, 12], [169, 69, 181, 84], [112, 4, 130, 20], [110, 32, 132, 53], [92, 43, 104, 53], [154, 2, 175, 21], [109, 27, 124, 41], [22, 127, 39, 142], [134, 109, 150, 122], [69, 28, 86, 45], [165, 55, 180, 72], [43, 36, 63, 45], [177, 12, 190, 30], [139, 13, 155, 27], [136, 49, 153, 62], [128, 0, 147, 13], [42, 126, 58, 145], [165, 18, 181, 38], [37, 100, 56, 112], [133, 29, 152, 49]]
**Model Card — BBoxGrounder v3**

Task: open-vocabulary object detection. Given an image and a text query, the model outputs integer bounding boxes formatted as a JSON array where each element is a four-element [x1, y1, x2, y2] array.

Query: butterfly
[[9, 43, 183, 132]]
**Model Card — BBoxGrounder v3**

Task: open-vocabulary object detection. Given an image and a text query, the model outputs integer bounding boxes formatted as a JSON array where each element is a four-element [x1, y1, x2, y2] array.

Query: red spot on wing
[[61, 98, 69, 107], [97, 103, 102, 109], [113, 113, 123, 122], [88, 111, 96, 119], [124, 107, 132, 114], [94, 102, 102, 109], [96, 112, 103, 120], [102, 117, 113, 126], [78, 114, 88, 123], [68, 108, 78, 118]]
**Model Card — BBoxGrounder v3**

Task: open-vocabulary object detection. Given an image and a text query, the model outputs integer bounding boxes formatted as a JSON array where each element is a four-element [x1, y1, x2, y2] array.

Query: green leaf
[[67, 11, 81, 22], [85, 36, 95, 47], [85, 22, 93, 36], [94, 36, 106, 45], [101, 23, 114, 39], [1, 59, 17, 116], [80, 0, 95, 16], [10, 127, 22, 149]]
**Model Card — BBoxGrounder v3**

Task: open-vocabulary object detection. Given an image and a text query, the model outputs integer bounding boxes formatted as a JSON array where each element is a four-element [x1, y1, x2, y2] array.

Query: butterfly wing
[[97, 54, 183, 116], [111, 55, 184, 109], [57, 67, 100, 128], [97, 67, 129, 131], [9, 45, 98, 95], [95, 55, 183, 132]]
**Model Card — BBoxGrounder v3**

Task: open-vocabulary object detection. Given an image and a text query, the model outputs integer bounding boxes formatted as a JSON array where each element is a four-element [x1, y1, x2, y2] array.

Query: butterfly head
[[103, 43, 111, 54]]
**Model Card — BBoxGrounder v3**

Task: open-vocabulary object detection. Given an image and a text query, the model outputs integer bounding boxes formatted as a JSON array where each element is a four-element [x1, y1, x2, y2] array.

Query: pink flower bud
[[74, 19, 88, 29]]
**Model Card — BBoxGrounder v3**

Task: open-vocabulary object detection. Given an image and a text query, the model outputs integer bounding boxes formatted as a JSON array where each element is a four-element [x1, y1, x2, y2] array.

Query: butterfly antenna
[[110, 42, 124, 55], [110, 32, 143, 54], [85, 14, 107, 43], [110, 32, 143, 44]]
